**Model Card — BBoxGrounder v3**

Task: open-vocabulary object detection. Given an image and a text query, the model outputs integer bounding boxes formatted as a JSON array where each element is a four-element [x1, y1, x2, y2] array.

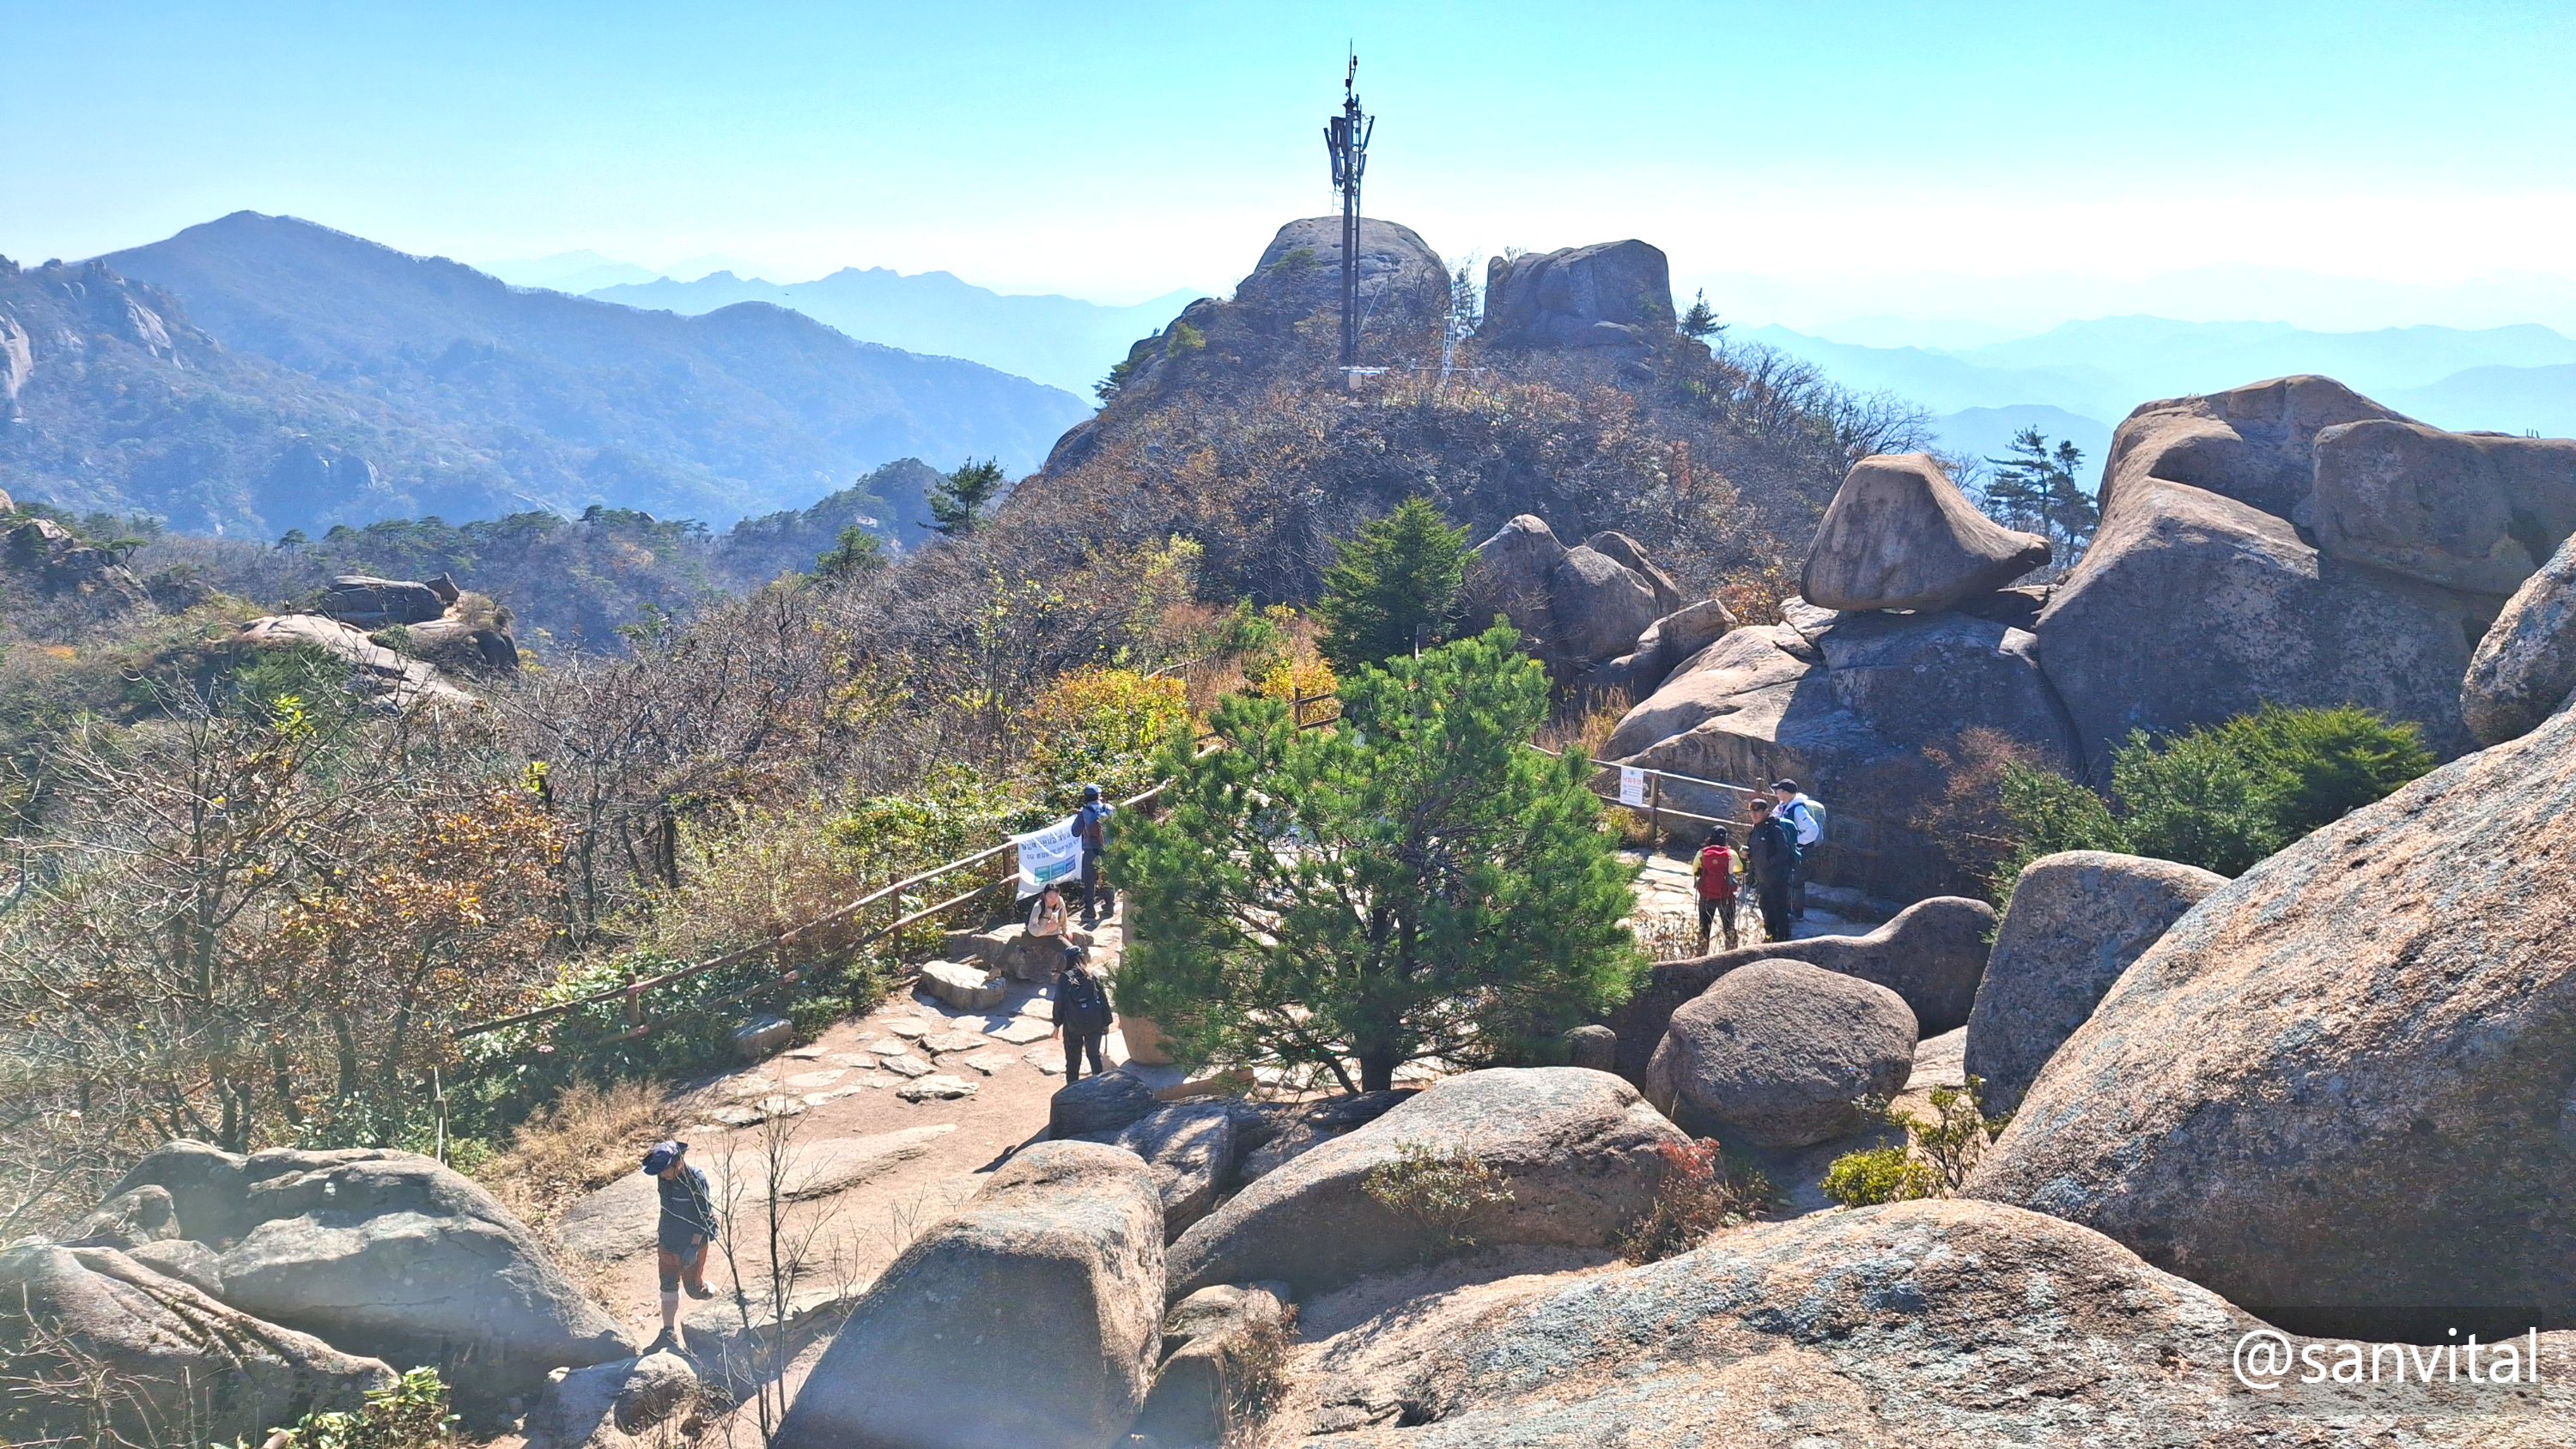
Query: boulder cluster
[[4, 1143, 638, 1442], [232, 570, 520, 712]]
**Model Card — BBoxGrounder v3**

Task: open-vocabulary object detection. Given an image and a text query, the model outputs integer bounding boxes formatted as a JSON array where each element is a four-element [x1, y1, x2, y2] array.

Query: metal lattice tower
[[1324, 51, 1373, 372]]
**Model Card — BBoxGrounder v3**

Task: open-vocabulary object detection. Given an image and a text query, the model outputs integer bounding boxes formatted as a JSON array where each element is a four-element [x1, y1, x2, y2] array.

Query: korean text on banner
[[1014, 815, 1083, 895], [1618, 766, 1649, 808]]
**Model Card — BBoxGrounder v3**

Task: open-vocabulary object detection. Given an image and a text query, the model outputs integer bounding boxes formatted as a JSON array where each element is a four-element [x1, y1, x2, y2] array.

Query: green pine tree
[[1981, 427, 2099, 561], [1680, 288, 1724, 340], [927, 458, 1007, 537], [1111, 623, 1643, 1093], [1314, 497, 1472, 674], [815, 524, 884, 580]]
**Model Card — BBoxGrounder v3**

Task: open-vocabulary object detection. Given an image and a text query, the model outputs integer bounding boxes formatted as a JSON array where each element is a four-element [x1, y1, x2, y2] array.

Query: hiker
[[1772, 779, 1824, 920], [1744, 797, 1799, 944], [1026, 880, 1070, 943], [642, 1140, 716, 1351], [1073, 784, 1116, 923], [1693, 826, 1740, 953], [1052, 941, 1115, 1082]]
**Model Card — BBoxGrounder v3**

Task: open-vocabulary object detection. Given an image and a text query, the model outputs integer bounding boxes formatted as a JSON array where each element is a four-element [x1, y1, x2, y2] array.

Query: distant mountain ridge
[[0, 212, 1094, 535], [1737, 315, 2576, 477], [586, 268, 1204, 397]]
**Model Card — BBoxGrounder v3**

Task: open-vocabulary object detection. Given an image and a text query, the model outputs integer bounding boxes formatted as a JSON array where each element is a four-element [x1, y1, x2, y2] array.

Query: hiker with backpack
[[1744, 797, 1800, 944], [641, 1139, 716, 1352], [1052, 941, 1115, 1082], [1026, 880, 1070, 943], [1072, 784, 1115, 924], [1771, 779, 1825, 920], [1693, 826, 1740, 953]]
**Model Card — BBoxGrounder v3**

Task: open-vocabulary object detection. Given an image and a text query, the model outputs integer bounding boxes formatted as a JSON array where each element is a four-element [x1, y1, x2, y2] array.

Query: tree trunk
[[1358, 1048, 1400, 1094]]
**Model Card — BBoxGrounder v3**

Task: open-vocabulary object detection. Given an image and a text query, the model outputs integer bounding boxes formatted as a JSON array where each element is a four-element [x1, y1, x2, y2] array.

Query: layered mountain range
[[0, 214, 1089, 537]]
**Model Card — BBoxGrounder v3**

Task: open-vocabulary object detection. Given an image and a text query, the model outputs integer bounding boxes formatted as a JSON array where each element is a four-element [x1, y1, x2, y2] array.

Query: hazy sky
[[9, 1, 2573, 328]]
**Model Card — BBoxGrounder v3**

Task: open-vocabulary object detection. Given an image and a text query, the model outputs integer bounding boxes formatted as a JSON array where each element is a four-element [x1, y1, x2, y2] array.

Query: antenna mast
[[1323, 50, 1373, 372]]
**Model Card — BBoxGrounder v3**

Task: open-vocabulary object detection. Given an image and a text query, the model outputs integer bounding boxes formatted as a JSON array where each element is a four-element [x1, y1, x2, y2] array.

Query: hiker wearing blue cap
[[642, 1140, 716, 1350]]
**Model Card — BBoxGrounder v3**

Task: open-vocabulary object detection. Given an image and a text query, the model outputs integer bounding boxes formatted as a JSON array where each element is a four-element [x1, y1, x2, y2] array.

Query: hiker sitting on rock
[[643, 1139, 717, 1351], [1027, 880, 1070, 943], [1053, 941, 1115, 1082]]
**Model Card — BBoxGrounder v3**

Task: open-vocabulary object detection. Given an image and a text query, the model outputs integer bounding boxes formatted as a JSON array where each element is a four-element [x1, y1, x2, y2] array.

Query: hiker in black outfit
[[1072, 783, 1115, 924], [642, 1139, 717, 1351], [1053, 942, 1115, 1082], [1744, 797, 1801, 944]]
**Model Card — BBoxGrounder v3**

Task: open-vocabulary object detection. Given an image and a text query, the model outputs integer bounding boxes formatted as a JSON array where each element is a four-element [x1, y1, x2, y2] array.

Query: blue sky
[[7, 1, 2573, 326]]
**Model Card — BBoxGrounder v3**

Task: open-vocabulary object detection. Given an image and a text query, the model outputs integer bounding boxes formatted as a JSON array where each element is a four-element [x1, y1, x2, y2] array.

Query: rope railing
[[452, 688, 1343, 1046]]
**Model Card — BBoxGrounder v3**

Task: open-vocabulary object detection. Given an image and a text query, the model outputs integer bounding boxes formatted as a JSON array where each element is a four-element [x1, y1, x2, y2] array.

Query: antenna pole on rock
[[1324, 48, 1373, 374]]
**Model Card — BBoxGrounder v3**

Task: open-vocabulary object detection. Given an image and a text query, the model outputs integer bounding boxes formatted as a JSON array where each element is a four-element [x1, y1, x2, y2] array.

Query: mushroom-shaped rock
[[1644, 959, 1917, 1148], [1801, 453, 2050, 613], [1965, 697, 2576, 1332], [2464, 530, 2576, 746], [769, 1141, 1165, 1449], [1165, 1068, 1686, 1301], [1964, 851, 2227, 1114]]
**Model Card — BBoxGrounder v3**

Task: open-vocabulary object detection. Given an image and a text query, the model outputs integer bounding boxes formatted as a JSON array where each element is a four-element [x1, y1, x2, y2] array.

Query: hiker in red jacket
[[1694, 826, 1741, 953]]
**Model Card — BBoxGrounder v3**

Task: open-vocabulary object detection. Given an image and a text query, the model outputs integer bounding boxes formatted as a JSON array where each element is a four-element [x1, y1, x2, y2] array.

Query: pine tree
[[1113, 624, 1643, 1092], [927, 458, 1007, 537], [1680, 288, 1724, 340], [815, 524, 884, 580], [1982, 427, 2099, 560], [1313, 497, 1472, 673]]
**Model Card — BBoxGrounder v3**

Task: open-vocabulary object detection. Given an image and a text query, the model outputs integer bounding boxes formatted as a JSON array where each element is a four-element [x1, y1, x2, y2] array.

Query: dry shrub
[[1914, 726, 2043, 902], [1536, 687, 1630, 760], [1615, 1137, 1771, 1262], [477, 1078, 677, 1225], [1221, 1307, 1299, 1448], [1710, 560, 1795, 627]]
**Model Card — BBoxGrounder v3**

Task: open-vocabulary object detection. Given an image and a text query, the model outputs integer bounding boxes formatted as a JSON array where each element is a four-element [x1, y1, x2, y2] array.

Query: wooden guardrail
[[452, 689, 1344, 1048]]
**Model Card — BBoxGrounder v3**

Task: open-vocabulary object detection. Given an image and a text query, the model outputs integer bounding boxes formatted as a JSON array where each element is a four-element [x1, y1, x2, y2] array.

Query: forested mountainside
[[0, 214, 1087, 537]]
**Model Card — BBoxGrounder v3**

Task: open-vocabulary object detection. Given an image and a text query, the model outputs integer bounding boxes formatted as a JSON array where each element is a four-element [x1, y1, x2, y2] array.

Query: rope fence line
[[452, 688, 1346, 1048]]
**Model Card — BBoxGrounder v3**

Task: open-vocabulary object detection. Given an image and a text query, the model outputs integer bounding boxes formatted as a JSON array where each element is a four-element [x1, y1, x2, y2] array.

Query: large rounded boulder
[[1165, 1068, 1686, 1301], [1966, 700, 2576, 1331], [0, 1242, 394, 1447], [770, 1141, 1164, 1449], [2463, 530, 2576, 746], [1963, 850, 2227, 1114], [1604, 895, 1996, 1082], [107, 1145, 635, 1416], [1278, 1200, 2575, 1443], [1644, 959, 1916, 1148]]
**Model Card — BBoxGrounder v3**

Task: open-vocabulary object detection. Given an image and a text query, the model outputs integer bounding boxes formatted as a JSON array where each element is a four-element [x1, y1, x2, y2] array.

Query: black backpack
[[1060, 967, 1112, 1028]]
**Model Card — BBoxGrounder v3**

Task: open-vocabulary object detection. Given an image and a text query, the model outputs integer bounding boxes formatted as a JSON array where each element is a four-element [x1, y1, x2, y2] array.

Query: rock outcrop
[[317, 574, 451, 627], [1799, 452, 2051, 612], [1233, 1090, 1417, 1184], [2033, 375, 2576, 770], [1601, 602, 2074, 902], [2462, 530, 2576, 746], [0, 1241, 394, 1446], [1478, 240, 1674, 352], [1132, 1283, 1291, 1449], [1963, 850, 2227, 1113], [106, 1143, 631, 1415], [1052, 1069, 1163, 1139], [1603, 896, 1996, 1082], [1643, 958, 1916, 1148], [4, 516, 149, 610], [524, 1351, 698, 1449], [1167, 1068, 1686, 1300], [1082, 1101, 1237, 1240], [1581, 596, 1736, 700], [1461, 515, 1668, 672], [234, 613, 478, 712], [770, 1141, 1164, 1449], [1279, 1200, 2575, 1443], [1966, 699, 2576, 1331]]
